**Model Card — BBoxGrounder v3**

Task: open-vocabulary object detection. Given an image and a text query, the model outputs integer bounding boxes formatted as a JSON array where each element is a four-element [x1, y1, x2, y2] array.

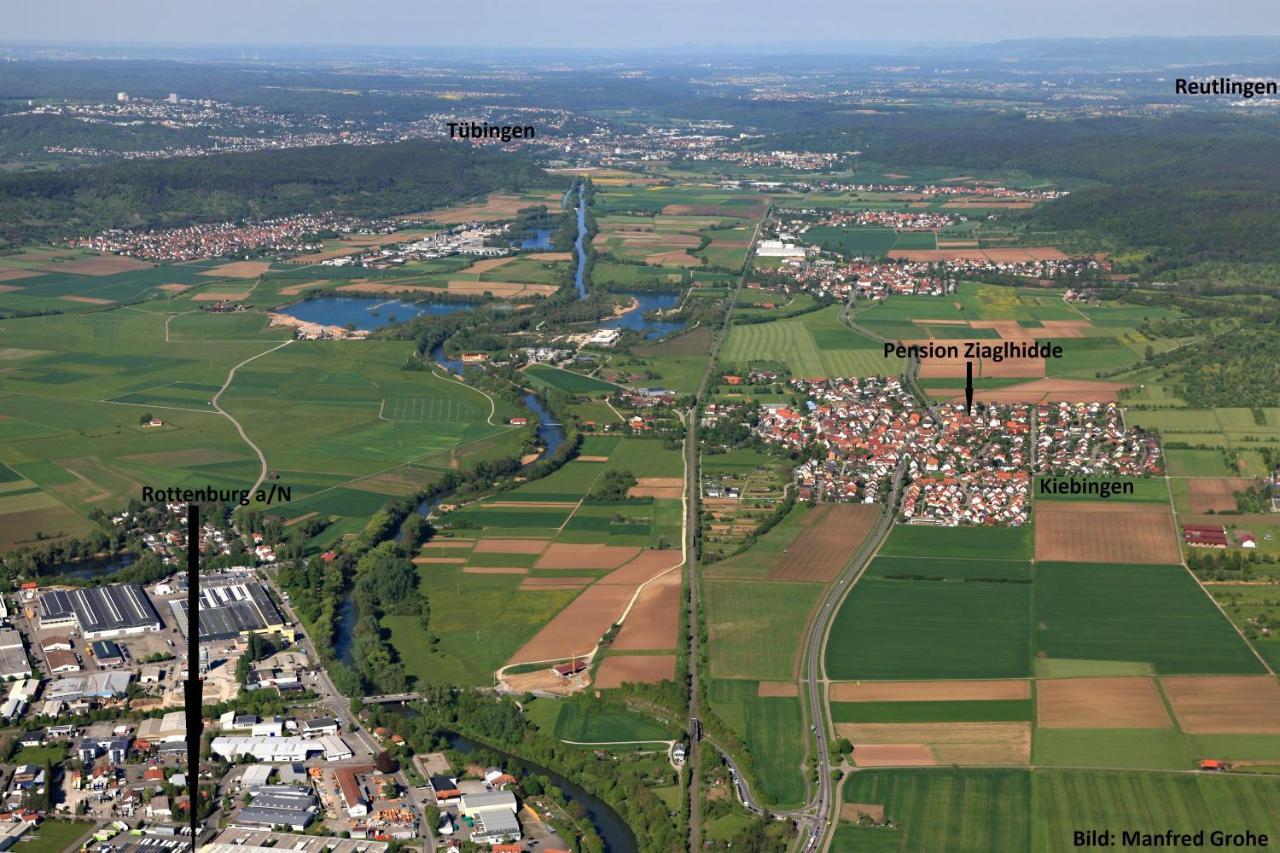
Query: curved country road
[[211, 340, 294, 494]]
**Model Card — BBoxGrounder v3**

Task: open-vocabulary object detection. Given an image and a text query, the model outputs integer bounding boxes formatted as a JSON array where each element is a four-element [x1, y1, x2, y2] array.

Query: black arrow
[[184, 504, 202, 847], [964, 361, 974, 416]]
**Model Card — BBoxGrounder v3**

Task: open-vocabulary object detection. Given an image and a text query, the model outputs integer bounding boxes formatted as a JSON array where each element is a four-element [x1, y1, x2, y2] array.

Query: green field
[[835, 769, 1280, 852], [525, 697, 676, 743], [721, 306, 901, 378], [705, 578, 821, 680], [833, 769, 1031, 853], [708, 679, 806, 807], [12, 820, 94, 853], [1031, 770, 1280, 852], [524, 364, 619, 393], [1032, 729, 1193, 770], [826, 577, 1032, 680], [1034, 476, 1171, 503], [385, 562, 579, 686], [1034, 562, 1263, 674], [878, 523, 1033, 560], [832, 699, 1032, 723]]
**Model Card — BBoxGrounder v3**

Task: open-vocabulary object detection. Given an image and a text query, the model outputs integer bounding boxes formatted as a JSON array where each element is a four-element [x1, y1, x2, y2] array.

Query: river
[[571, 182, 588, 300]]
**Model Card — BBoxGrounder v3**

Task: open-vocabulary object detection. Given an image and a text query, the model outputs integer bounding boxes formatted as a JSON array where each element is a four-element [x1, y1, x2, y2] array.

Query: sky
[[8, 0, 1280, 50]]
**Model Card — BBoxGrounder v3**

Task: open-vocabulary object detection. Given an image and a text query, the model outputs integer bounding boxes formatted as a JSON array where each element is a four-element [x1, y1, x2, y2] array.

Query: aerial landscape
[[3, 2, 1280, 851]]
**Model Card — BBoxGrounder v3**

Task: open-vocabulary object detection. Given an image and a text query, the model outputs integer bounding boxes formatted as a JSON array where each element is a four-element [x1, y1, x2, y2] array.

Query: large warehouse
[[38, 585, 163, 639], [169, 580, 289, 641]]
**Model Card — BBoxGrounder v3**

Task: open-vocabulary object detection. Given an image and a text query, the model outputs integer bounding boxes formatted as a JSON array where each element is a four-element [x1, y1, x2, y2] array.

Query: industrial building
[[38, 585, 163, 639], [210, 735, 353, 763], [233, 785, 318, 832], [0, 630, 31, 680], [169, 580, 288, 641], [460, 790, 521, 845]]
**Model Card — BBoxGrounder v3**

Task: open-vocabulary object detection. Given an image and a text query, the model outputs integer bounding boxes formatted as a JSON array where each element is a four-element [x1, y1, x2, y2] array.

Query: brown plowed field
[[576, 456, 611, 462], [662, 203, 760, 217], [849, 744, 936, 767], [600, 550, 681, 584], [758, 681, 799, 697], [647, 251, 703, 266], [768, 503, 880, 581], [518, 577, 593, 589], [53, 255, 153, 275], [628, 477, 684, 499], [462, 566, 528, 574], [0, 269, 39, 282], [278, 281, 326, 297], [1036, 677, 1172, 729], [842, 803, 886, 822], [61, 295, 114, 305], [446, 280, 560, 298], [202, 260, 271, 278], [837, 722, 1031, 765], [829, 679, 1030, 702], [508, 583, 636, 662], [1034, 502, 1180, 564], [1188, 478, 1253, 513], [473, 538, 548, 554], [1161, 676, 1280, 734], [464, 257, 515, 273], [425, 193, 540, 224], [594, 654, 676, 688], [612, 573, 680, 651], [192, 291, 250, 301], [535, 543, 641, 570]]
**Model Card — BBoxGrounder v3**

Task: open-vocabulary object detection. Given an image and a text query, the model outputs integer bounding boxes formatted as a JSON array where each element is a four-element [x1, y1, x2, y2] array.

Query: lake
[[604, 291, 685, 340], [279, 296, 475, 332], [520, 228, 553, 250]]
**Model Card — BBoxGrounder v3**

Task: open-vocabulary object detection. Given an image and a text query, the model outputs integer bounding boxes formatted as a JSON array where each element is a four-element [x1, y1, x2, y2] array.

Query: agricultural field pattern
[[3, 24, 1280, 853]]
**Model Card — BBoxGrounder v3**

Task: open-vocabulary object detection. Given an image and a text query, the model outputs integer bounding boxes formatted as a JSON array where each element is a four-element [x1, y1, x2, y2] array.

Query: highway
[[789, 297, 937, 851]]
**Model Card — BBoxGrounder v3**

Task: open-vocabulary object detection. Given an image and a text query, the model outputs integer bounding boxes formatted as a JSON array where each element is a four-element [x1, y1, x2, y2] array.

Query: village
[[751, 377, 1165, 527]]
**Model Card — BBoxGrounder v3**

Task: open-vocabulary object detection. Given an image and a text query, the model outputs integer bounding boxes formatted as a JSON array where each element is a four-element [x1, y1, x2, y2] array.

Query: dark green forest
[[0, 139, 555, 249]]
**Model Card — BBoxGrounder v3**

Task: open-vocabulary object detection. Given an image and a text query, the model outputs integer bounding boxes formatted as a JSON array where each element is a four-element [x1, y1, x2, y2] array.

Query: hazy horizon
[[9, 1, 1280, 50]]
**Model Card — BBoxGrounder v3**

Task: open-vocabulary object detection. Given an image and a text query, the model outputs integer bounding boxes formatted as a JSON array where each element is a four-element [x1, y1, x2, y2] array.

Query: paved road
[[789, 301, 936, 851], [797, 464, 907, 851], [211, 339, 293, 494]]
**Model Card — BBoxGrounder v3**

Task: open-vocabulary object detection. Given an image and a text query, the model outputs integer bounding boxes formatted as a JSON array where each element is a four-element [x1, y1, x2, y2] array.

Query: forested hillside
[[0, 139, 552, 249]]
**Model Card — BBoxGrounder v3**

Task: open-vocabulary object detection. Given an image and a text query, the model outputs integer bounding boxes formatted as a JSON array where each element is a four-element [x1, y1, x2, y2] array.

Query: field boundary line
[[432, 366, 499, 425]]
